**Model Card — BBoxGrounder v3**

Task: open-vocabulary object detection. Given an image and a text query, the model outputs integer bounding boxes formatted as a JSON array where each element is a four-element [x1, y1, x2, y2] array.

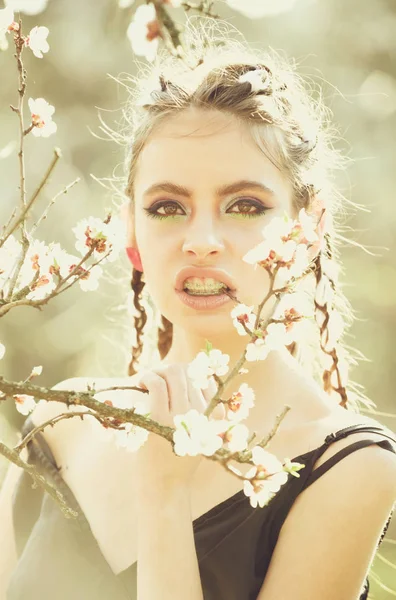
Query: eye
[[143, 201, 184, 220], [143, 198, 269, 220], [227, 199, 268, 218]]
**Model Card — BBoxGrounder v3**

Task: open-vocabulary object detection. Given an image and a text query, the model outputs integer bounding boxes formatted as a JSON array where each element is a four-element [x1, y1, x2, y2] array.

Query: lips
[[175, 267, 236, 292]]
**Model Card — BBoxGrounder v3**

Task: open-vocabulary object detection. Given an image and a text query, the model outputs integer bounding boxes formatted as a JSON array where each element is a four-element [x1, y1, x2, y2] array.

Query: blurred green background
[[1, 0, 395, 596]]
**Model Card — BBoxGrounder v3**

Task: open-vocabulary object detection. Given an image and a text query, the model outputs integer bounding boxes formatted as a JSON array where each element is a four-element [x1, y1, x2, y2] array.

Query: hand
[[135, 363, 226, 491]]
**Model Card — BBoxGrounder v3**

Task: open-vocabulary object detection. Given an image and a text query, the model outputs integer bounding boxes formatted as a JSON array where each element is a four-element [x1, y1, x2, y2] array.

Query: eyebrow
[[142, 179, 276, 200]]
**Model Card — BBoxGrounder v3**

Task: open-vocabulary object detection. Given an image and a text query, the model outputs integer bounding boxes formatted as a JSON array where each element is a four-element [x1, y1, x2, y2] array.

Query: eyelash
[[143, 198, 269, 221]]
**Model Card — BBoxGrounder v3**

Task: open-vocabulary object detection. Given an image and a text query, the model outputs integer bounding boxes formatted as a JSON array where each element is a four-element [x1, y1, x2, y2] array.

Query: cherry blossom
[[245, 337, 271, 362], [126, 3, 161, 62], [173, 409, 224, 457], [14, 394, 36, 415], [225, 382, 255, 422], [315, 273, 334, 306], [25, 25, 49, 58], [4, 0, 49, 16], [115, 421, 150, 451], [28, 97, 57, 138], [226, 0, 299, 19], [238, 69, 270, 93], [15, 239, 55, 300], [187, 348, 230, 390], [0, 6, 17, 51], [243, 210, 317, 288], [31, 365, 43, 376], [0, 342, 5, 360], [243, 446, 289, 508], [221, 422, 250, 452], [230, 302, 257, 336], [72, 216, 124, 265], [272, 291, 313, 344]]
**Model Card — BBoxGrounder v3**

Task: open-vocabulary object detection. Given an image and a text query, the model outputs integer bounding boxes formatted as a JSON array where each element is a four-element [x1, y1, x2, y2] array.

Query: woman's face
[[128, 107, 294, 338]]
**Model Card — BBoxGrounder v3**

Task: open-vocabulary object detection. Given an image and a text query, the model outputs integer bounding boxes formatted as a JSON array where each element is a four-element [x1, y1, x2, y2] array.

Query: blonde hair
[[114, 19, 374, 414]]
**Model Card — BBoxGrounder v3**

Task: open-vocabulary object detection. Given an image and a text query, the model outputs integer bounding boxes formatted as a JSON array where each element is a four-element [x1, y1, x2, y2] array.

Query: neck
[[161, 335, 331, 435]]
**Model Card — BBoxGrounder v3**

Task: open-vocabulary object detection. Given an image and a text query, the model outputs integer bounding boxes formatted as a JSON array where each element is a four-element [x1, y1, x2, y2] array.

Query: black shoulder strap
[[303, 425, 396, 560], [304, 423, 396, 490], [304, 437, 395, 490], [323, 424, 396, 446]]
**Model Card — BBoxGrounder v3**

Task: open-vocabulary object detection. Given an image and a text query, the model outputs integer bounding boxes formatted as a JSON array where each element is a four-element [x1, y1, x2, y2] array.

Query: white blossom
[[230, 303, 256, 336], [5, 0, 49, 16], [114, 400, 150, 451], [297, 207, 319, 244], [18, 239, 57, 300], [28, 97, 57, 138], [118, 0, 135, 7], [0, 6, 15, 51], [245, 337, 270, 362], [173, 409, 224, 457], [272, 291, 313, 344], [226, 0, 299, 19], [187, 349, 230, 390], [315, 273, 334, 306], [274, 243, 310, 289], [14, 394, 36, 415], [264, 322, 290, 349], [0, 342, 5, 360], [243, 446, 289, 508], [31, 365, 43, 376], [79, 265, 103, 291], [115, 421, 150, 451], [26, 25, 49, 58], [238, 69, 268, 93], [224, 422, 250, 452], [226, 382, 255, 423], [72, 215, 124, 265], [126, 3, 160, 63]]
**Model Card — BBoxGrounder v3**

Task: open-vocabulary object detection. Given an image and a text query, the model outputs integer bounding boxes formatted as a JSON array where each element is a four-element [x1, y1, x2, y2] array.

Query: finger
[[137, 370, 173, 427], [184, 368, 207, 415], [148, 364, 190, 423]]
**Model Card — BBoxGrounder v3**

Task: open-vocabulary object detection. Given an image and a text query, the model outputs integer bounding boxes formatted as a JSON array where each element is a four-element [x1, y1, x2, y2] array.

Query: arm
[[0, 378, 80, 597], [0, 458, 26, 598], [256, 443, 396, 600], [136, 479, 204, 600]]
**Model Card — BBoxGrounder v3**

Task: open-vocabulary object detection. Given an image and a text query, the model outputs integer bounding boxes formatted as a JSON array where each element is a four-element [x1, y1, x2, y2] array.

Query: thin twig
[[2, 148, 62, 244], [0, 440, 78, 519], [30, 176, 80, 236]]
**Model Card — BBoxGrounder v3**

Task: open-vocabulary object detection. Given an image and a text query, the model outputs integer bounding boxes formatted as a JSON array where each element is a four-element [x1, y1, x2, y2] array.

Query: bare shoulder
[[311, 407, 396, 475], [29, 374, 142, 467]]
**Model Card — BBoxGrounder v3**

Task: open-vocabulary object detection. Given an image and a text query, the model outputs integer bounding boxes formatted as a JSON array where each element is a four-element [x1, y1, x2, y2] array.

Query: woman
[[2, 23, 396, 600]]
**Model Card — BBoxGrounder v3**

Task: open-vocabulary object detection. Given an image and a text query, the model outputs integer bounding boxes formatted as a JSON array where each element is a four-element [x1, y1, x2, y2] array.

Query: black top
[[7, 415, 396, 600]]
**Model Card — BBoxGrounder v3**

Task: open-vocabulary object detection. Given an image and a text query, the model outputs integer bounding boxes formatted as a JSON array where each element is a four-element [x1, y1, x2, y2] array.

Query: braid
[[158, 314, 173, 361], [127, 268, 147, 377], [313, 237, 349, 408], [128, 266, 173, 376]]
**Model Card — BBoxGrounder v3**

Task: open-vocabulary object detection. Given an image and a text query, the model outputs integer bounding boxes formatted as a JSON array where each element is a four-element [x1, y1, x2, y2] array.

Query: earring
[[125, 247, 143, 272]]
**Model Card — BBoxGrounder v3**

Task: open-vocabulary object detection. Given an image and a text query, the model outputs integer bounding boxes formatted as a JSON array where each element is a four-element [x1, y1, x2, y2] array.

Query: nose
[[182, 217, 225, 261]]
